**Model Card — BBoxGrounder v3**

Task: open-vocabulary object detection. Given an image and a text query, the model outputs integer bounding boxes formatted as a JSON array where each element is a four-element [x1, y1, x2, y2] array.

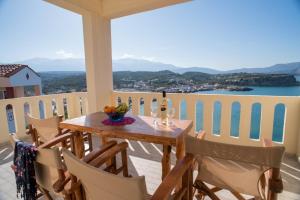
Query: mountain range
[[9, 57, 300, 75]]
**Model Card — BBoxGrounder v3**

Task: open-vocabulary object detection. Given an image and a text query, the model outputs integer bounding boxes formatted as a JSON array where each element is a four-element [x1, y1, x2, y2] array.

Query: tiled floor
[[1, 136, 300, 200]]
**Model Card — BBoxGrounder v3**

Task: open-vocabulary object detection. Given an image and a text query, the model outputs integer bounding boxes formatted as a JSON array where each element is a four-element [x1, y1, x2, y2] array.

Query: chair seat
[[196, 156, 266, 197]]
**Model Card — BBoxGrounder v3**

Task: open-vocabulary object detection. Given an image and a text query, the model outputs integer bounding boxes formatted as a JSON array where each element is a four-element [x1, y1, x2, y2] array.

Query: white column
[[82, 12, 113, 113]]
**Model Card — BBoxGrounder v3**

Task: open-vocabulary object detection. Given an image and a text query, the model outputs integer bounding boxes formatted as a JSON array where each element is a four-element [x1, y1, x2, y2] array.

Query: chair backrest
[[185, 135, 285, 168], [62, 149, 148, 200], [27, 115, 61, 143], [9, 134, 66, 193], [34, 147, 66, 192]]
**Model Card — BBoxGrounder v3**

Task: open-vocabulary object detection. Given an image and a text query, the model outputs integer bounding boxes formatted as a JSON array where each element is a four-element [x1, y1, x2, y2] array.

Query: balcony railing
[[113, 91, 300, 155], [0, 91, 299, 156], [0, 92, 88, 142]]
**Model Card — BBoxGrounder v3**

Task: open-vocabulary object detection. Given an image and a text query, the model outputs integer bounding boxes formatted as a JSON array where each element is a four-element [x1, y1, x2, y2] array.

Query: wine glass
[[151, 107, 158, 126], [167, 107, 175, 125]]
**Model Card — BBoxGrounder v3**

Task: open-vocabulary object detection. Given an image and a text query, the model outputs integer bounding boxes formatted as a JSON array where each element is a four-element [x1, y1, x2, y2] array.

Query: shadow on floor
[[1, 135, 300, 197], [0, 142, 14, 165]]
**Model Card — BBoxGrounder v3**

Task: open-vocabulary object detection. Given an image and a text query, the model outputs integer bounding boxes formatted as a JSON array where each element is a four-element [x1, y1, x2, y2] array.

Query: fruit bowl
[[104, 103, 129, 122], [107, 112, 126, 122]]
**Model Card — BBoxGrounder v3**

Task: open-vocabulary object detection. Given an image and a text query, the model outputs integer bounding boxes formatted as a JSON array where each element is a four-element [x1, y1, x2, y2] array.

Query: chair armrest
[[53, 174, 71, 193], [151, 154, 194, 200], [9, 134, 20, 148], [64, 180, 82, 195], [263, 138, 273, 147], [39, 132, 73, 149], [196, 130, 206, 140], [25, 129, 31, 135], [26, 124, 33, 135], [269, 171, 283, 194], [82, 140, 117, 163], [261, 139, 284, 195], [61, 129, 71, 135], [88, 142, 128, 168]]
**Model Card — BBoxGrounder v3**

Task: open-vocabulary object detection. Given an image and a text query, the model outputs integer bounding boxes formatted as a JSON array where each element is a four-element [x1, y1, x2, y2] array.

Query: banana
[[116, 103, 128, 114]]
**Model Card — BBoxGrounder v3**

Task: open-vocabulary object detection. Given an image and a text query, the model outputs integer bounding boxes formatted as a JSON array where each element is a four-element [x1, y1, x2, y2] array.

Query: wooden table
[[59, 112, 193, 180]]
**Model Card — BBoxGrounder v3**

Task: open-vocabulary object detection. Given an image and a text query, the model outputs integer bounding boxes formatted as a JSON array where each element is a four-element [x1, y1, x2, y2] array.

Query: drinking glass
[[167, 107, 175, 125], [151, 107, 158, 126]]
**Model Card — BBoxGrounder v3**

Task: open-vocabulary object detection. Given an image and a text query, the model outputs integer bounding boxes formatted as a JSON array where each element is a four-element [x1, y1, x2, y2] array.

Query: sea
[[156, 76, 300, 143]]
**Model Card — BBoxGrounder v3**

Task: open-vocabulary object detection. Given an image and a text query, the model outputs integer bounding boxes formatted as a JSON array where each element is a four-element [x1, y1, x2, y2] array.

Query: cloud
[[120, 53, 135, 59], [55, 49, 75, 59], [120, 53, 155, 61]]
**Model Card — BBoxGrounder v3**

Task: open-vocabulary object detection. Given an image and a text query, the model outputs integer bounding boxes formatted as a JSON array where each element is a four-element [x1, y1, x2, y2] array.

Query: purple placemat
[[102, 117, 135, 126]]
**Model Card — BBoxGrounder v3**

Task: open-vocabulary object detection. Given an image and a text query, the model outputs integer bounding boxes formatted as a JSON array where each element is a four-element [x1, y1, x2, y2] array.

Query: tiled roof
[[0, 64, 38, 78]]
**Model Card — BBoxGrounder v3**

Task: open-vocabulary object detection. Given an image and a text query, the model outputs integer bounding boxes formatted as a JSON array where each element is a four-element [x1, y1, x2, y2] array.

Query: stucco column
[[14, 86, 24, 98], [298, 128, 300, 163], [82, 12, 113, 113], [34, 85, 42, 96]]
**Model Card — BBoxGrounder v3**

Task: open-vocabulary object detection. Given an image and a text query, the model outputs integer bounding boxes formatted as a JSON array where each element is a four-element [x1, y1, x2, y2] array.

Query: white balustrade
[[1, 91, 299, 157], [113, 91, 300, 155], [0, 92, 88, 142]]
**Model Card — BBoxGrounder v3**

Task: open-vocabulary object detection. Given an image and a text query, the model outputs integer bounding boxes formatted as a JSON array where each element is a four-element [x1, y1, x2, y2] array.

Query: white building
[[0, 64, 42, 99]]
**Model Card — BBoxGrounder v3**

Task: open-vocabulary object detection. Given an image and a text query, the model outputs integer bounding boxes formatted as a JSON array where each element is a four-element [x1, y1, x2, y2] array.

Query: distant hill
[[39, 70, 298, 94], [8, 57, 300, 75], [227, 62, 300, 75], [16, 58, 85, 71]]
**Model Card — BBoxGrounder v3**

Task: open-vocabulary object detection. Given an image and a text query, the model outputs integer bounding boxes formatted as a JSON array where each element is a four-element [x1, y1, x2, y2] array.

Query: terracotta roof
[[0, 64, 40, 78]]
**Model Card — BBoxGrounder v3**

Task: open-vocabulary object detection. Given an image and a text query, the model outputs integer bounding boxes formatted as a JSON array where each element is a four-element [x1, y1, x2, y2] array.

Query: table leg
[[74, 131, 84, 158], [101, 135, 108, 145], [176, 135, 185, 162], [175, 135, 186, 191], [162, 144, 171, 180]]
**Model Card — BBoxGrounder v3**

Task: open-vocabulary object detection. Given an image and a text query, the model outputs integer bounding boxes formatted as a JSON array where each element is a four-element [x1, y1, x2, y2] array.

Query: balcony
[[2, 0, 300, 199], [0, 91, 300, 199]]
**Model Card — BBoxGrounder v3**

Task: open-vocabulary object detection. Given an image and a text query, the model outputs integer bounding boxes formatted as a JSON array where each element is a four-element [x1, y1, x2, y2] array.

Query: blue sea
[[153, 76, 300, 143]]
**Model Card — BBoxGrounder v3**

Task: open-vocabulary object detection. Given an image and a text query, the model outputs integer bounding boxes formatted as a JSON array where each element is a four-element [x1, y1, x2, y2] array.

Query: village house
[[0, 64, 42, 99]]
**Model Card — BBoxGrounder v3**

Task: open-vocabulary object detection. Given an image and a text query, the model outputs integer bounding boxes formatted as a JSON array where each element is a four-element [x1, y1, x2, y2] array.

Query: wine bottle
[[160, 91, 168, 125]]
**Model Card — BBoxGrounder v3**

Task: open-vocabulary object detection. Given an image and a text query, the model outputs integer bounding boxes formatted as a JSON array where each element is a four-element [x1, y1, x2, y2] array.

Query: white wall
[[9, 67, 41, 87]]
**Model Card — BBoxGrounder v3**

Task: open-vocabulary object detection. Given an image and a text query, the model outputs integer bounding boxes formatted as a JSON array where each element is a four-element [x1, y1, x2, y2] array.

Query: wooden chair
[[26, 114, 93, 152], [185, 135, 285, 200], [10, 133, 74, 199], [10, 132, 127, 200], [62, 148, 195, 200]]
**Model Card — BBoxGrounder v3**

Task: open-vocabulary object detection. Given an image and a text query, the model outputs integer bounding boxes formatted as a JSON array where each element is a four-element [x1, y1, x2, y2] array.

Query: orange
[[111, 107, 116, 113], [104, 106, 111, 113]]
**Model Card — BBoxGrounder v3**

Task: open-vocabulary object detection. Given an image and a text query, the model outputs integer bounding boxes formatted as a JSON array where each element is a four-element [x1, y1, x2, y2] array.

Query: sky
[[0, 0, 300, 70]]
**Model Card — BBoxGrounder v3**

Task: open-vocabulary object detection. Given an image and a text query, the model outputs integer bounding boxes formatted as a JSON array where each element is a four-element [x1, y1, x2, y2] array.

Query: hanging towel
[[12, 141, 38, 200]]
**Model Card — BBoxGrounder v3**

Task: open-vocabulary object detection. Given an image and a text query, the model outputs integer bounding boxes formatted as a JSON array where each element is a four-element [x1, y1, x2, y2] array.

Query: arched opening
[[6, 104, 16, 133], [230, 102, 241, 137], [117, 97, 122, 106], [196, 101, 204, 132], [250, 103, 261, 140], [39, 100, 45, 119], [128, 97, 132, 112], [24, 103, 30, 128], [151, 98, 158, 119], [52, 99, 57, 116], [180, 100, 187, 120], [63, 98, 68, 119], [272, 103, 286, 143], [213, 101, 222, 135], [139, 98, 144, 115]]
